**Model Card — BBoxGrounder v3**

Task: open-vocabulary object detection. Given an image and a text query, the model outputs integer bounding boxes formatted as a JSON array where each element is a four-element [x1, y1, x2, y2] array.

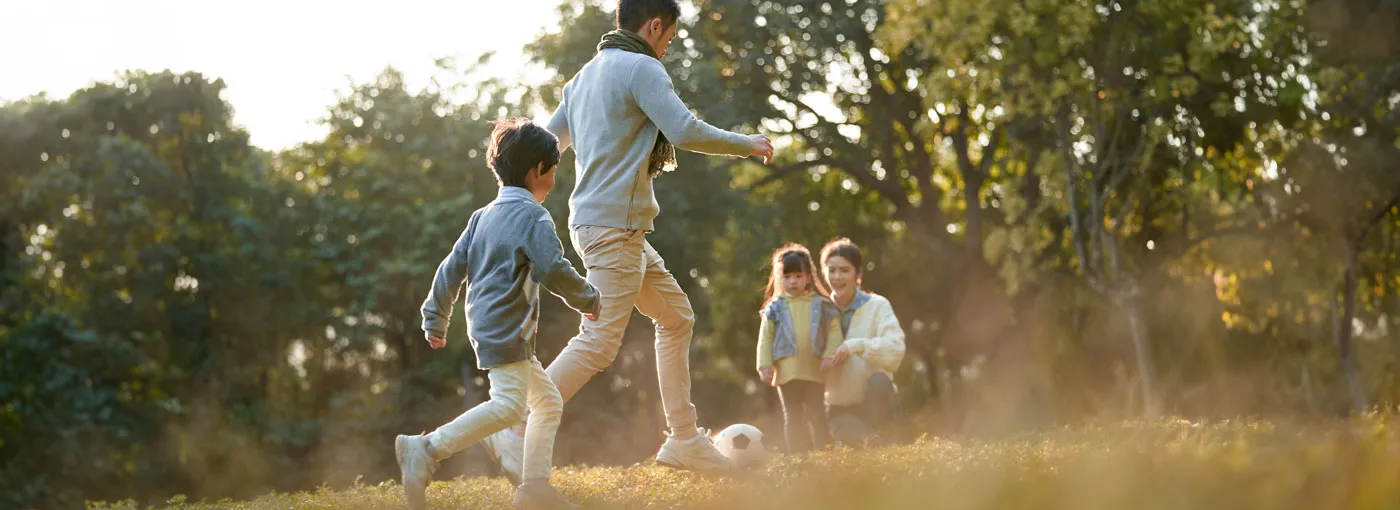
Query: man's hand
[[748, 134, 773, 164], [425, 333, 447, 349], [832, 344, 852, 365]]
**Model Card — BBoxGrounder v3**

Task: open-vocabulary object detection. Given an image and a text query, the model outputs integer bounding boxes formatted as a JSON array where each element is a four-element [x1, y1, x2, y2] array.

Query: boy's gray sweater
[[421, 187, 601, 369], [547, 47, 754, 232]]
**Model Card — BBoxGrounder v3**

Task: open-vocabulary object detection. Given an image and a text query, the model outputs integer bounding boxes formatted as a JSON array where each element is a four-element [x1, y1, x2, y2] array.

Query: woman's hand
[[831, 344, 852, 365]]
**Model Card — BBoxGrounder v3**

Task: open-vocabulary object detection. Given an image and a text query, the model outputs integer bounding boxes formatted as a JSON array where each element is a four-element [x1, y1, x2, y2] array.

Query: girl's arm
[[756, 315, 776, 372]]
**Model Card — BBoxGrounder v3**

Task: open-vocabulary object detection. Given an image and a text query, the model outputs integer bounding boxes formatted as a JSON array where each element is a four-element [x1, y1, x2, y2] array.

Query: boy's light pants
[[426, 357, 560, 481], [547, 226, 698, 432]]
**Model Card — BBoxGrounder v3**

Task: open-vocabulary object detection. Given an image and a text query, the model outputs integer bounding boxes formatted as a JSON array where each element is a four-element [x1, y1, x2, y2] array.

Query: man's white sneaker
[[395, 434, 437, 510], [483, 427, 525, 485], [655, 428, 736, 473]]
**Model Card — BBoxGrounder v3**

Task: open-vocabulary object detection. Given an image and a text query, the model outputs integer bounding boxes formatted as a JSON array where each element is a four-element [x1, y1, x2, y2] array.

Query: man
[[483, 0, 774, 482]]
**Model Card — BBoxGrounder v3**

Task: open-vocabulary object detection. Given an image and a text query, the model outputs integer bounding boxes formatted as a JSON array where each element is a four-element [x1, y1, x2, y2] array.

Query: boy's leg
[[514, 357, 577, 509], [399, 360, 530, 509], [426, 360, 531, 459], [520, 357, 563, 483]]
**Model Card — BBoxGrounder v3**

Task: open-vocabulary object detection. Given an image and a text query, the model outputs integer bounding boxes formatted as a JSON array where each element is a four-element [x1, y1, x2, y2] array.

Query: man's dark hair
[[617, 0, 681, 32], [485, 118, 559, 188]]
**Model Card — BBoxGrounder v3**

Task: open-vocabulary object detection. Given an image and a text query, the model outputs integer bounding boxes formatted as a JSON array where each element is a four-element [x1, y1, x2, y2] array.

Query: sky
[[1, 0, 565, 150]]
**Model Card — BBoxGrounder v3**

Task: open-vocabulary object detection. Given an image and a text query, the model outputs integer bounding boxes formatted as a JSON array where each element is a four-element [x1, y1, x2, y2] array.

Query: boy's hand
[[759, 366, 776, 387], [425, 333, 447, 349], [748, 134, 773, 164], [584, 304, 601, 321], [821, 359, 835, 373]]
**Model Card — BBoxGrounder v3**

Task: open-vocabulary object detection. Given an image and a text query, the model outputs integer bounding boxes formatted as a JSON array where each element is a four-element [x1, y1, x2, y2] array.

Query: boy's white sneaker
[[395, 434, 437, 510], [655, 428, 735, 473], [483, 427, 525, 485]]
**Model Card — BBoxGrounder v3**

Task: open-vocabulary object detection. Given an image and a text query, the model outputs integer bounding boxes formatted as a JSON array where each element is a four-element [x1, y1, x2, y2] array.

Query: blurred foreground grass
[[91, 415, 1400, 509]]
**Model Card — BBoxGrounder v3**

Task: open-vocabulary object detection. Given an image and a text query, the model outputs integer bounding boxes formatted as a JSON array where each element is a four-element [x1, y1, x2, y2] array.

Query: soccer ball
[[713, 424, 768, 467]]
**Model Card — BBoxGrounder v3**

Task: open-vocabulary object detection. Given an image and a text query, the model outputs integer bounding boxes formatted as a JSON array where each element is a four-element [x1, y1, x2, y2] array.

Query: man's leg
[[483, 227, 648, 483], [633, 240, 697, 436], [547, 227, 649, 403], [636, 240, 734, 471]]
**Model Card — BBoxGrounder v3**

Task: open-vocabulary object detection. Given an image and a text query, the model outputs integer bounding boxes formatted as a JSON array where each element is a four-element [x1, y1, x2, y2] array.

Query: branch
[[1355, 188, 1400, 248], [1141, 224, 1273, 272], [977, 127, 1006, 178], [746, 157, 842, 190], [769, 88, 844, 132]]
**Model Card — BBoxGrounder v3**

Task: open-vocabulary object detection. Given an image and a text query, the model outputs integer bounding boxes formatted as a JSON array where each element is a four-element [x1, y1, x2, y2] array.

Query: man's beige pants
[[546, 226, 698, 431]]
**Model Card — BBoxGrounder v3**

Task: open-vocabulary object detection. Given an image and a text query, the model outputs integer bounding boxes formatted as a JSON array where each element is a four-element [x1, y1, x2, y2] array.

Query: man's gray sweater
[[547, 47, 754, 232]]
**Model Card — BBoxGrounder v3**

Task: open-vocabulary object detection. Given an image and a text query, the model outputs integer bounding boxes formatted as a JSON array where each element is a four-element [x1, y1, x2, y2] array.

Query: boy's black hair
[[617, 0, 681, 32], [486, 118, 559, 188]]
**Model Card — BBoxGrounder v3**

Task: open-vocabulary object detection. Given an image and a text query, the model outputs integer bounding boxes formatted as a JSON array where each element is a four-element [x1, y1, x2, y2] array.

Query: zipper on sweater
[[627, 133, 653, 230], [626, 169, 641, 230]]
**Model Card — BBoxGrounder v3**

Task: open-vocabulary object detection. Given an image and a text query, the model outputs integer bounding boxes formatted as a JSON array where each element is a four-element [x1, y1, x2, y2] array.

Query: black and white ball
[[713, 424, 768, 467]]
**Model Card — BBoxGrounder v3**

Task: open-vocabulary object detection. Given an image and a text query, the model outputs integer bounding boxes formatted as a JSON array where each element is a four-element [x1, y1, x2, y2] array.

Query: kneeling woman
[[821, 238, 907, 446]]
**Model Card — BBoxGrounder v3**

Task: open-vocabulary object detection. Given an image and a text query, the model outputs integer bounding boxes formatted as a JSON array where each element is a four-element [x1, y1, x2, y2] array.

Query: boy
[[395, 118, 601, 510]]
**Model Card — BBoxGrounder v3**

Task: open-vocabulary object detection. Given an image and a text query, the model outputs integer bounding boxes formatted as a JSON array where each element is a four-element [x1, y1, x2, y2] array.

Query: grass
[[92, 415, 1400, 509]]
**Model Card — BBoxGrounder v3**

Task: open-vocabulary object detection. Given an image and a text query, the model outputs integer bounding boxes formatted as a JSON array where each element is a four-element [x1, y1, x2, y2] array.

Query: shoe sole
[[655, 455, 732, 475], [482, 434, 523, 486], [396, 435, 428, 510]]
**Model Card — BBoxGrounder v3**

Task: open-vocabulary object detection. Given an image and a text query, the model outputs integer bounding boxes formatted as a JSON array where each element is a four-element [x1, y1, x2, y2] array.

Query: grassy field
[[91, 415, 1400, 509]]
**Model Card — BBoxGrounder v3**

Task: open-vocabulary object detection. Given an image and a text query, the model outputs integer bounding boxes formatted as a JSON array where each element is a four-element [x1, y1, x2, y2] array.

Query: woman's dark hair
[[617, 0, 681, 32], [485, 118, 559, 187], [820, 237, 864, 286]]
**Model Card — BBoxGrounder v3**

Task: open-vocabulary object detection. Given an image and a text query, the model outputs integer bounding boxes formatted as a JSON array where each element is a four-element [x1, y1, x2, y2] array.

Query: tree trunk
[[1334, 245, 1368, 413], [1121, 294, 1161, 417]]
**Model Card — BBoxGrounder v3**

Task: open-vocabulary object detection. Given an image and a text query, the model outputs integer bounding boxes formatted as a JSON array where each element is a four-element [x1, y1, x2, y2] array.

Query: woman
[[821, 238, 906, 447]]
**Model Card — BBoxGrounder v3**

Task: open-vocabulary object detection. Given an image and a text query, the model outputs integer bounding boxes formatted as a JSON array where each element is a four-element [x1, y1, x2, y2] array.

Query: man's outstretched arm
[[630, 59, 771, 162]]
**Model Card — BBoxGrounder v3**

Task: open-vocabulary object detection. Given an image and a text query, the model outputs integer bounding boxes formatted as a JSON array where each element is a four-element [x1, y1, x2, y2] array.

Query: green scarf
[[598, 29, 676, 177]]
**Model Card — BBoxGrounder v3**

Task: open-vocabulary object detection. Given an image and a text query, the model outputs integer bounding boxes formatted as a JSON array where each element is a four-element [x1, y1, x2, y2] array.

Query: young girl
[[755, 244, 844, 453]]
